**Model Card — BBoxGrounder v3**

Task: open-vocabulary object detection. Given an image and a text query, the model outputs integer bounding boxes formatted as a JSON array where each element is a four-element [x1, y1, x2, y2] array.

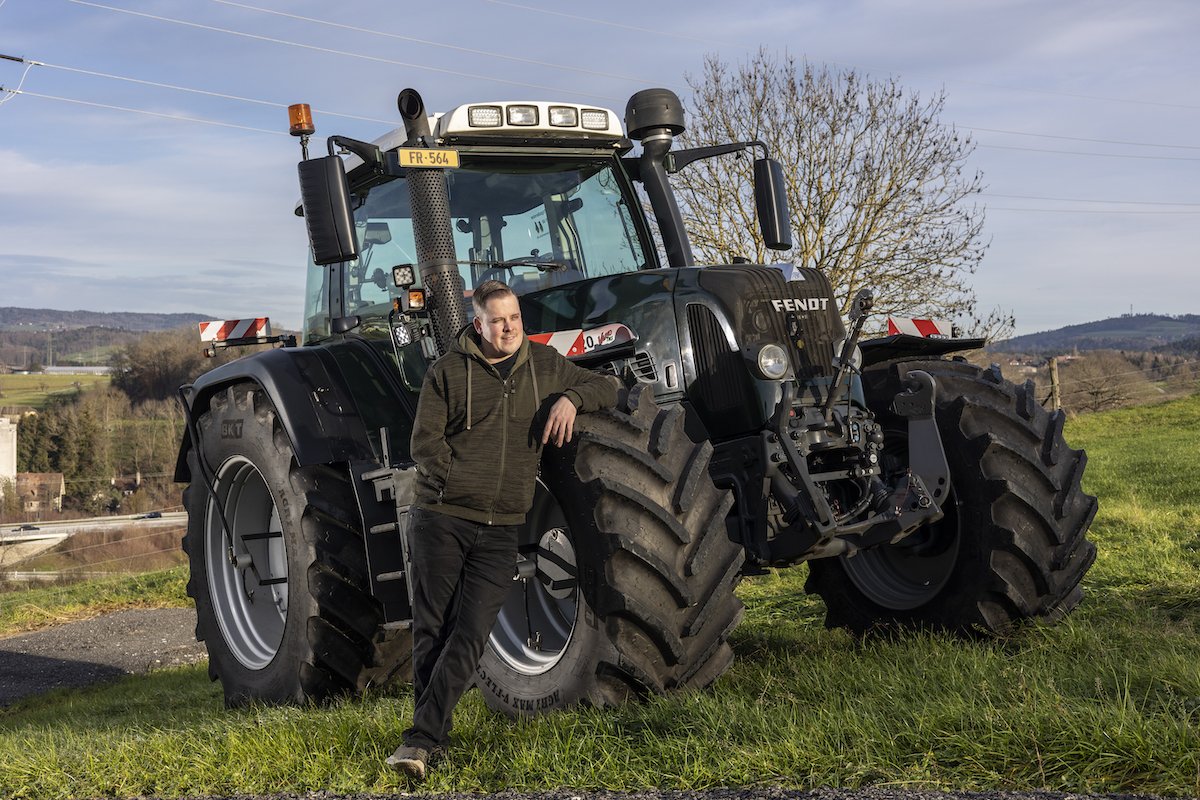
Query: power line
[[24, 58, 394, 126], [963, 125, 1200, 152], [981, 192, 1200, 207], [483, 0, 728, 46], [0, 57, 33, 107], [1053, 358, 1200, 389], [212, 0, 661, 89], [483, 1, 1200, 112], [66, 0, 625, 103], [984, 206, 1200, 215], [1, 87, 286, 135], [815, 58, 1200, 112], [19, 53, 1191, 156], [978, 142, 1200, 161]]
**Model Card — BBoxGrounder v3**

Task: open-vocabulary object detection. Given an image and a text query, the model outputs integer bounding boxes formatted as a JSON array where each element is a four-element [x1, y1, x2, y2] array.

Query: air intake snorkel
[[625, 88, 694, 268]]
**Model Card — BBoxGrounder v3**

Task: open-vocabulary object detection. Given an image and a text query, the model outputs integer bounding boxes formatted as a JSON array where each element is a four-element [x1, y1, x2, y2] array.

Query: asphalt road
[[0, 606, 206, 706]]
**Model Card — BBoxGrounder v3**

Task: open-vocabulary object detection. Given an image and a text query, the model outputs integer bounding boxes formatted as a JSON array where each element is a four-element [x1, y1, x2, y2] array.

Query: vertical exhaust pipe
[[398, 88, 466, 357]]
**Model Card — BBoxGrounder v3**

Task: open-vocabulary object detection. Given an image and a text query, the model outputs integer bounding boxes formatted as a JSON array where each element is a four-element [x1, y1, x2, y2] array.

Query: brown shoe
[[386, 745, 428, 780]]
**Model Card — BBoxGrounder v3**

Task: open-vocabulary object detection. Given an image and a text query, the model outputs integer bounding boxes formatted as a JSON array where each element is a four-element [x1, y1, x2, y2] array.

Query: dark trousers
[[403, 507, 517, 751]]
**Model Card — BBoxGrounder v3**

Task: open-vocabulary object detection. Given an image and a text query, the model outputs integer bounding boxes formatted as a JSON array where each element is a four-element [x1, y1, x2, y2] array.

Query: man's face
[[473, 292, 523, 361]]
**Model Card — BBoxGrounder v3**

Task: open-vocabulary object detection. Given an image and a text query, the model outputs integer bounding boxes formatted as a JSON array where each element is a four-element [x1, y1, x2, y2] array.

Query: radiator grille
[[687, 303, 753, 420]]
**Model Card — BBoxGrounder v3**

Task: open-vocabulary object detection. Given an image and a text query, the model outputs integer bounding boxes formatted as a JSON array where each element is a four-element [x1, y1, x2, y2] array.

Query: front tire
[[805, 360, 1098, 635], [474, 385, 745, 715], [183, 382, 411, 706]]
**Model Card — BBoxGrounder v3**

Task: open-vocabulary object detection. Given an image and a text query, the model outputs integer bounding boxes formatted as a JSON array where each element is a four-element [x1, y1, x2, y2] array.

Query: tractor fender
[[859, 333, 987, 369], [174, 345, 378, 482]]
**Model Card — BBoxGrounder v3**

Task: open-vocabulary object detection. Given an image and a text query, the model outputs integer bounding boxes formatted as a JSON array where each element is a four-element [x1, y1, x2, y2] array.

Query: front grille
[[687, 303, 753, 418]]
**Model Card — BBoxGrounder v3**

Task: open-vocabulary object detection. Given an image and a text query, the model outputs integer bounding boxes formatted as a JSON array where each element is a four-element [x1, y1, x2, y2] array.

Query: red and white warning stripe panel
[[528, 323, 635, 358], [199, 318, 272, 342], [886, 316, 952, 338]]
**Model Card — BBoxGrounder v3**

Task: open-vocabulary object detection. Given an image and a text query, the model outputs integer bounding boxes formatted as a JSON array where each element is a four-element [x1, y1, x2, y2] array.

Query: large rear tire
[[805, 360, 1097, 635], [183, 382, 411, 706], [474, 384, 744, 715]]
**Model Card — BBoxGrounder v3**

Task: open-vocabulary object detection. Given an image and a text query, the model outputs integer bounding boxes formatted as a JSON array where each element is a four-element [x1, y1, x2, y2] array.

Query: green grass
[[1, 396, 1199, 798], [0, 567, 189, 635], [0, 373, 110, 410]]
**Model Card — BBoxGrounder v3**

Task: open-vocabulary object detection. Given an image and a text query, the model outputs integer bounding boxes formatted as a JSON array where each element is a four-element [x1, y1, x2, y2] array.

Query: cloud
[[0, 143, 308, 327]]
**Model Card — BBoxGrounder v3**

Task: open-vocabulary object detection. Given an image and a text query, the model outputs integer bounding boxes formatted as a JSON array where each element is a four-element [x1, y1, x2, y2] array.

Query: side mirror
[[298, 155, 359, 266], [753, 158, 792, 251]]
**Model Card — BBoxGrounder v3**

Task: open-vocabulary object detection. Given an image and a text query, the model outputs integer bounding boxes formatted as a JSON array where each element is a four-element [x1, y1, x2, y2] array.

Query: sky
[[0, 0, 1197, 337]]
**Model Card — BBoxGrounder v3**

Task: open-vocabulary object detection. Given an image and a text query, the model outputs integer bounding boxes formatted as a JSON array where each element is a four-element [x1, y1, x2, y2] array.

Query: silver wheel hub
[[205, 455, 288, 671], [488, 483, 578, 676]]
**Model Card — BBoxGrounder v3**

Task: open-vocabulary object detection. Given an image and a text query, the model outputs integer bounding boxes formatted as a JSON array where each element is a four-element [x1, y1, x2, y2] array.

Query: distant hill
[[994, 314, 1200, 354], [0, 307, 210, 332], [0, 307, 212, 369]]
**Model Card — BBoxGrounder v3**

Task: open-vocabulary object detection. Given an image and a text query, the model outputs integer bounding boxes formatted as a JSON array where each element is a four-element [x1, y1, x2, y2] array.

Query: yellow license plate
[[397, 148, 460, 168]]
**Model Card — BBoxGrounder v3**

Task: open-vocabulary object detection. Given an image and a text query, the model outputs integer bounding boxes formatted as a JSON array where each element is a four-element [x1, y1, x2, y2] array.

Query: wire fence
[[0, 518, 188, 604]]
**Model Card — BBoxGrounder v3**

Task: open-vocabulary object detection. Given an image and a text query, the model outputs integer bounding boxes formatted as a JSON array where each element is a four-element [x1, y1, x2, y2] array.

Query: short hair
[[472, 279, 516, 317]]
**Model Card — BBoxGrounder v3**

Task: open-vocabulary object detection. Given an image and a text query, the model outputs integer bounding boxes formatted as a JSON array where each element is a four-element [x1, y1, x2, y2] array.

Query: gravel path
[[0, 607, 207, 706]]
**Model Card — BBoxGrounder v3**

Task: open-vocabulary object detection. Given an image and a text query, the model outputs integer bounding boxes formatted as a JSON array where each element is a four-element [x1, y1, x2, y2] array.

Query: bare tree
[[1059, 350, 1155, 413], [675, 50, 996, 333]]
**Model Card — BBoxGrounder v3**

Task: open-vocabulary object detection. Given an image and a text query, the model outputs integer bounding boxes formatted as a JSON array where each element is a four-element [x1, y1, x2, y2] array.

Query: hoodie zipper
[[489, 375, 509, 525]]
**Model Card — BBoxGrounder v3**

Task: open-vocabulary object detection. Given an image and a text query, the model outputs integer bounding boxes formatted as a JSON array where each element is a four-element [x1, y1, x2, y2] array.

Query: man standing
[[387, 280, 617, 779]]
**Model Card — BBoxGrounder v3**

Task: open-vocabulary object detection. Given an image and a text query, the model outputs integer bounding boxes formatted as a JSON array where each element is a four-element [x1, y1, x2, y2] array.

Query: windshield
[[304, 155, 651, 336]]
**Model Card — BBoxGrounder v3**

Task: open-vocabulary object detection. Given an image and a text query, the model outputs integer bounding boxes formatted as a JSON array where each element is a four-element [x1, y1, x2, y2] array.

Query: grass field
[[0, 372, 111, 410], [0, 395, 1197, 798]]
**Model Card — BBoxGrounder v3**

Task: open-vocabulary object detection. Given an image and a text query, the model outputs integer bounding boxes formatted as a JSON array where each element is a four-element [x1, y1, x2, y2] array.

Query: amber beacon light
[[288, 103, 315, 136]]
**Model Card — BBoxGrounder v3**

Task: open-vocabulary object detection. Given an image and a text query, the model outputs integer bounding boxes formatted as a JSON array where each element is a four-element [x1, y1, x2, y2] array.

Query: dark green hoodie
[[410, 327, 619, 525]]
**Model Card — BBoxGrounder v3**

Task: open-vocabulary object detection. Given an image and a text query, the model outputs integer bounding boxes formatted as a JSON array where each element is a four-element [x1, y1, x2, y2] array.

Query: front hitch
[[758, 369, 951, 564]]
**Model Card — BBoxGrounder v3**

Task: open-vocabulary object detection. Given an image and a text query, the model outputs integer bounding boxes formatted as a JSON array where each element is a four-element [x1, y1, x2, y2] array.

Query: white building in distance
[[0, 417, 16, 492]]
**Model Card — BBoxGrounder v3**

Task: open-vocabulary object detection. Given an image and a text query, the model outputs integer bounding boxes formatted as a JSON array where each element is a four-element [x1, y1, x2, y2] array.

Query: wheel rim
[[842, 426, 961, 611], [205, 455, 289, 670], [489, 481, 577, 675]]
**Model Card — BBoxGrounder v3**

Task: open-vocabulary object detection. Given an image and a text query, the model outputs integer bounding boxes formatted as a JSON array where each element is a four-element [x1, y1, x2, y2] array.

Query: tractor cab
[[299, 101, 654, 344]]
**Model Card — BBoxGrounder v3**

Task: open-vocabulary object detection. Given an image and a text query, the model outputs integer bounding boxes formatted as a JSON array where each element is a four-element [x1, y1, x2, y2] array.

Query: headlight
[[756, 343, 789, 380], [832, 338, 863, 370]]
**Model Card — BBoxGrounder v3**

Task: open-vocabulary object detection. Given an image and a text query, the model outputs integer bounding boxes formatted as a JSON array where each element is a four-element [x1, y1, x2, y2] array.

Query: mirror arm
[[667, 140, 771, 173], [327, 135, 384, 172]]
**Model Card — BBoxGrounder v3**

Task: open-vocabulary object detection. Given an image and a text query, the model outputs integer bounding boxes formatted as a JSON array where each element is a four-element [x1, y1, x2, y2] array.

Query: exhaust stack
[[398, 88, 466, 357]]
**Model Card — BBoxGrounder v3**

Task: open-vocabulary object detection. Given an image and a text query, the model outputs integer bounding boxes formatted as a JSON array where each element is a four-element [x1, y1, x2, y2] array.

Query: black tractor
[[175, 87, 1096, 713]]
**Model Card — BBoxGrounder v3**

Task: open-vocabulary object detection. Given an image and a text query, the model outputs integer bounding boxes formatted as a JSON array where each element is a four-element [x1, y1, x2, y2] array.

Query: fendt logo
[[221, 419, 244, 439], [771, 298, 829, 312]]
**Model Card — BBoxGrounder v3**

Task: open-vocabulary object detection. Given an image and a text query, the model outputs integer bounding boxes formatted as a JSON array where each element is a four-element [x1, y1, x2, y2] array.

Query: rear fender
[[174, 345, 380, 483], [860, 334, 986, 368]]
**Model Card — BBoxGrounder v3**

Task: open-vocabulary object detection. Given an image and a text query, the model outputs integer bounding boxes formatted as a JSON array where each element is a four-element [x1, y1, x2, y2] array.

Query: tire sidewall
[[474, 442, 618, 716], [185, 388, 318, 705]]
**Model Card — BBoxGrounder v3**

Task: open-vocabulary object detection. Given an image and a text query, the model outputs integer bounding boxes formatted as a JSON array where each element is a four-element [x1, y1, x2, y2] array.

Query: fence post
[[1049, 356, 1062, 412]]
